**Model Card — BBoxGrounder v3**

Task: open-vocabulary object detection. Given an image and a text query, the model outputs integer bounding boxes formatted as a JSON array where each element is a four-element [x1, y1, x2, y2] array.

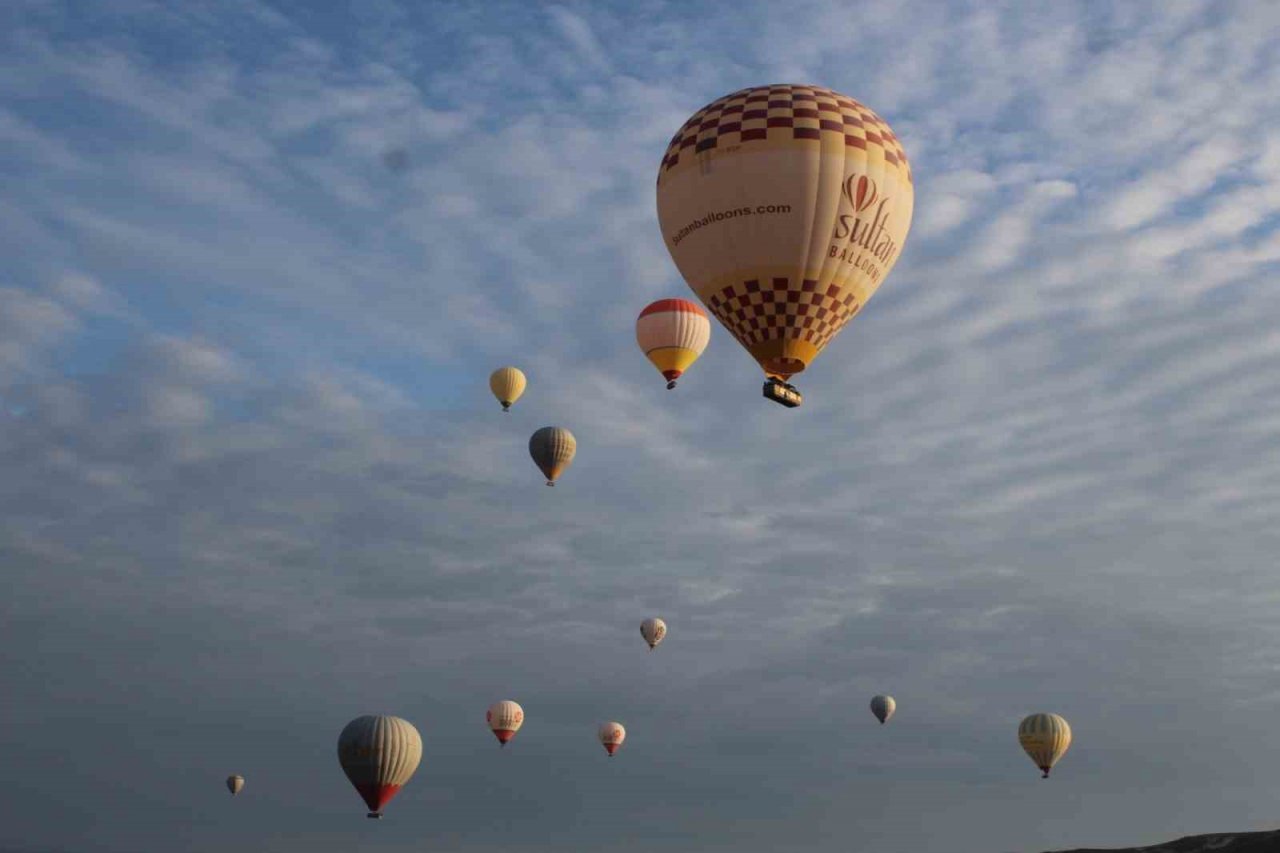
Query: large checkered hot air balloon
[[656, 84, 914, 407]]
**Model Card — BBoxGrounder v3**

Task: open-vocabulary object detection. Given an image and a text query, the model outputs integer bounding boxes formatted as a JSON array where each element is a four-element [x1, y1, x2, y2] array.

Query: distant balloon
[[655, 84, 914, 403], [636, 299, 710, 389], [382, 148, 410, 172], [870, 695, 895, 725], [337, 715, 423, 818], [489, 367, 527, 412], [1018, 713, 1072, 779], [598, 721, 626, 756], [226, 775, 244, 796], [487, 700, 525, 747], [529, 426, 576, 486], [640, 617, 667, 650]]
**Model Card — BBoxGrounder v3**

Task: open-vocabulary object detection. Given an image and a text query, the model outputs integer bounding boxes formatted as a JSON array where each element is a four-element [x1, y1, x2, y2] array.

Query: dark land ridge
[[1046, 829, 1280, 853]]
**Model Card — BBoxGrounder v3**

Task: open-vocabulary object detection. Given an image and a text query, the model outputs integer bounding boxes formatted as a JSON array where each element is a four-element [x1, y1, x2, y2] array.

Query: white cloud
[[1101, 136, 1245, 230], [547, 6, 610, 72]]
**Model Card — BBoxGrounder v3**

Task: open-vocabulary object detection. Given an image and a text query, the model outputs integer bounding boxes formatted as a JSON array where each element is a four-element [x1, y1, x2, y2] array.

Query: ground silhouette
[[1047, 829, 1280, 853]]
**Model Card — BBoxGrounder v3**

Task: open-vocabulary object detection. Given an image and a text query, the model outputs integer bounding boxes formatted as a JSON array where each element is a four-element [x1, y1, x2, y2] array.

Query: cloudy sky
[[3, 1, 1280, 851]]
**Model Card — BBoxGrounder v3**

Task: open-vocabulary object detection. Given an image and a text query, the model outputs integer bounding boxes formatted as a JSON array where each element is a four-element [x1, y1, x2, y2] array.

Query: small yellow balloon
[[489, 367, 526, 412], [1018, 713, 1072, 779]]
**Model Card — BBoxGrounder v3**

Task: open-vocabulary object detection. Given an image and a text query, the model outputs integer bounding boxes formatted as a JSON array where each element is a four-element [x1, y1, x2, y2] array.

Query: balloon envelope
[[656, 84, 914, 385], [529, 427, 576, 486], [489, 367, 527, 412], [1018, 713, 1072, 778], [870, 695, 895, 724], [598, 721, 626, 756], [226, 775, 244, 796], [636, 299, 710, 388], [487, 700, 525, 746], [640, 617, 667, 650], [337, 715, 423, 817]]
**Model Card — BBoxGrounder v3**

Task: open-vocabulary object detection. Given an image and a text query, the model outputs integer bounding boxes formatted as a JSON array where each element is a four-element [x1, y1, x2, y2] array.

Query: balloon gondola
[[763, 378, 803, 408]]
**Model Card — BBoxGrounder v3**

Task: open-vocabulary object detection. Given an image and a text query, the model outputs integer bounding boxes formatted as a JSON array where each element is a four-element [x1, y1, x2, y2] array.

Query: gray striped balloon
[[337, 715, 422, 817]]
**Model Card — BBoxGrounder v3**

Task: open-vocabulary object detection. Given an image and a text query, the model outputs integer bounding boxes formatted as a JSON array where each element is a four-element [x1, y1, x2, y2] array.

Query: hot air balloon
[[598, 721, 626, 756], [226, 775, 244, 796], [870, 695, 895, 725], [489, 367, 526, 412], [655, 84, 914, 407], [636, 299, 710, 389], [640, 617, 667, 650], [1018, 713, 1072, 779], [337, 715, 423, 818], [529, 426, 576, 486], [487, 700, 525, 747]]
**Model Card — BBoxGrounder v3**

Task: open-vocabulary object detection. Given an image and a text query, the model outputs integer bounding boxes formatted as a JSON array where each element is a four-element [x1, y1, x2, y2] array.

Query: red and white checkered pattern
[[659, 84, 912, 185], [706, 277, 861, 353]]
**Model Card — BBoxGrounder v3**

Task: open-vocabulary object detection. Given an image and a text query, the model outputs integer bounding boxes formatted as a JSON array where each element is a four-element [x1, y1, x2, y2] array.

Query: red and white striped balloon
[[486, 700, 524, 747]]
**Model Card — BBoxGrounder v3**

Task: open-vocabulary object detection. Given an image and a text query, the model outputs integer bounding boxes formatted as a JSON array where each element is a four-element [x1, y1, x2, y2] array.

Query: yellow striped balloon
[[1018, 713, 1072, 779], [529, 427, 576, 486], [636, 299, 710, 389], [656, 84, 913, 394], [489, 367, 527, 412]]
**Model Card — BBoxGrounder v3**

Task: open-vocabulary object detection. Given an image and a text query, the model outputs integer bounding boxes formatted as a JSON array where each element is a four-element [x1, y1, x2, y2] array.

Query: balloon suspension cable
[[666, 380, 677, 390]]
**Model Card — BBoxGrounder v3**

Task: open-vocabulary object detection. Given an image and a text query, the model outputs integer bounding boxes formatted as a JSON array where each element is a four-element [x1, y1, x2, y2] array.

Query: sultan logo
[[830, 173, 900, 279], [842, 175, 879, 213]]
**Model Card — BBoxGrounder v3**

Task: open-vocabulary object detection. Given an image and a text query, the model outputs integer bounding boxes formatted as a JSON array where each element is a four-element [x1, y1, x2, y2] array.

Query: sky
[[2, 1, 1280, 851]]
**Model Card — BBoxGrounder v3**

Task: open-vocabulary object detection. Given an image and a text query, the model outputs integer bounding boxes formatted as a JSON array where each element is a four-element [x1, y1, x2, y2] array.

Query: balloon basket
[[367, 812, 383, 819], [762, 379, 802, 408]]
